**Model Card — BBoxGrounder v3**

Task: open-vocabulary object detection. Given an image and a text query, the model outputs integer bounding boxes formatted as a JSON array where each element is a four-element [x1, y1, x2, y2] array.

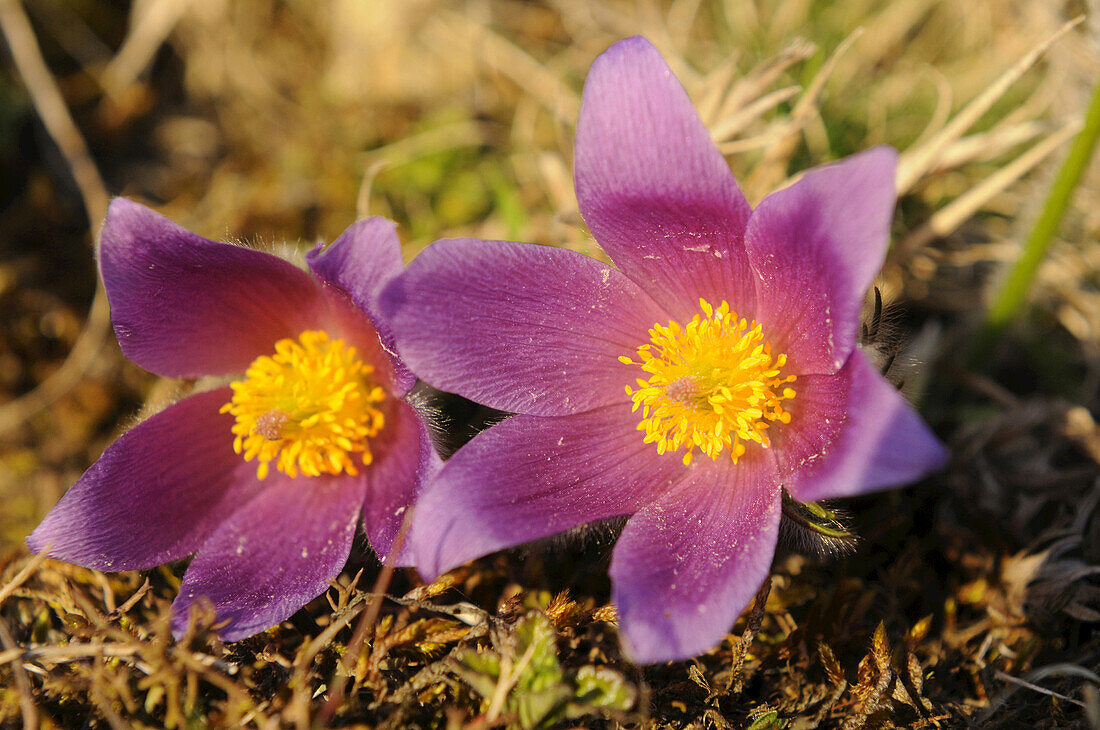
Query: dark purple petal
[[382, 238, 668, 416], [744, 147, 898, 374], [785, 350, 947, 502], [26, 387, 260, 571], [99, 198, 330, 378], [610, 454, 781, 664], [171, 473, 366, 641], [409, 402, 689, 579], [307, 218, 415, 394], [360, 399, 440, 565], [574, 36, 754, 321]]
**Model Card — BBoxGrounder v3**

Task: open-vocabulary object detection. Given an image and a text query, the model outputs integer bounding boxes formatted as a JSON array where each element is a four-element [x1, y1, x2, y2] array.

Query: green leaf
[[514, 613, 563, 693], [746, 710, 787, 729], [571, 665, 636, 712], [450, 648, 502, 699], [515, 686, 574, 730]]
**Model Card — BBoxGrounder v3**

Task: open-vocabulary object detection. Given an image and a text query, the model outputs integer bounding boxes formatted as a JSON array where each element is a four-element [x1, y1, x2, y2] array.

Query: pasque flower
[[382, 37, 948, 663], [28, 200, 437, 641]]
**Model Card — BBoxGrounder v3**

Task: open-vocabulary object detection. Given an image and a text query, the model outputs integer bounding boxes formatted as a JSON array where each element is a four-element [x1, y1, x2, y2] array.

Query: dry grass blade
[[744, 27, 864, 195], [895, 16, 1084, 194], [710, 85, 801, 143], [0, 616, 37, 730], [897, 119, 1080, 256], [428, 12, 580, 123], [703, 40, 815, 132], [312, 509, 415, 727], [907, 65, 954, 150], [485, 633, 540, 723], [695, 50, 743, 124], [992, 669, 1088, 708], [666, 0, 704, 51], [99, 0, 193, 99], [0, 0, 112, 437], [8, 643, 142, 663], [0, 0, 108, 223], [932, 120, 1048, 172], [0, 549, 51, 610]]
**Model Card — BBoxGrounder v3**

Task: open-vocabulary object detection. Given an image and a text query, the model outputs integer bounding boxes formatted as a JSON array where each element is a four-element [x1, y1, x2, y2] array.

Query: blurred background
[[1, 0, 1099, 726]]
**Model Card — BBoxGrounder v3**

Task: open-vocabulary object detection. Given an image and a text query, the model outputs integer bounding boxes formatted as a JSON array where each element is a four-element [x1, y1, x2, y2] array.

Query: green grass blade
[[979, 76, 1100, 349]]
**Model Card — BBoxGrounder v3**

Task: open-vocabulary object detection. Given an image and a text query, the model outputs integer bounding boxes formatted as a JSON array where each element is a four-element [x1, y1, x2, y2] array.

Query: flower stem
[[977, 75, 1100, 355]]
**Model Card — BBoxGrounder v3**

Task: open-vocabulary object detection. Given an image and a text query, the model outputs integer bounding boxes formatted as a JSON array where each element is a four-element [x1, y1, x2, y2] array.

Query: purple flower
[[382, 37, 948, 663], [28, 200, 437, 641]]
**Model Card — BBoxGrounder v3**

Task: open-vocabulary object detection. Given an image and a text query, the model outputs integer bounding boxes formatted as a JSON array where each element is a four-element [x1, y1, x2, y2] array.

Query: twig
[[313, 509, 416, 727], [0, 547, 52, 610], [114, 578, 152, 615], [1, 643, 142, 664], [720, 576, 771, 697], [0, 0, 112, 436], [0, 616, 37, 730], [993, 669, 1087, 708]]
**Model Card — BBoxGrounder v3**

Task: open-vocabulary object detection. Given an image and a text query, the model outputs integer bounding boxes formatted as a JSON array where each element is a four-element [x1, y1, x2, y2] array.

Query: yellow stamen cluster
[[620, 299, 796, 466], [221, 330, 386, 480]]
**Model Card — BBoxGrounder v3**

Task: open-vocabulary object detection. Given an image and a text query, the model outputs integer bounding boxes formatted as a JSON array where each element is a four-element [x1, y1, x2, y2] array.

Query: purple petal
[[27, 387, 260, 571], [769, 358, 850, 480], [360, 399, 439, 565], [99, 198, 329, 378], [409, 402, 689, 579], [382, 239, 668, 416], [610, 454, 781, 664], [171, 473, 367, 641], [574, 36, 754, 321], [307, 218, 403, 312], [307, 218, 415, 394], [785, 350, 947, 502], [745, 147, 898, 374]]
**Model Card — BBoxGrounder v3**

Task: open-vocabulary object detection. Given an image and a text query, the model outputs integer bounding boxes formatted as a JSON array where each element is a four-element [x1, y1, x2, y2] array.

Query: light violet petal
[[171, 473, 366, 642], [99, 198, 329, 378], [745, 147, 898, 374], [382, 238, 669, 416], [610, 454, 781, 664], [574, 36, 754, 321], [307, 219, 415, 394], [360, 399, 440, 565], [26, 388, 260, 570], [785, 350, 947, 502], [409, 402, 689, 579]]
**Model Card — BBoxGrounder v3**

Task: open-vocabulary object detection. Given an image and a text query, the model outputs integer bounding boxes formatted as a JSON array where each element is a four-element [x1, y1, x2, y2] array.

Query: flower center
[[221, 330, 386, 480], [620, 299, 796, 466]]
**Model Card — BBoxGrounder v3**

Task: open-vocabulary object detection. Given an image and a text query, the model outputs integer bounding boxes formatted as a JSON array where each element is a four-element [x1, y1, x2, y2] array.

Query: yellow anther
[[221, 330, 386, 479], [622, 300, 796, 465]]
